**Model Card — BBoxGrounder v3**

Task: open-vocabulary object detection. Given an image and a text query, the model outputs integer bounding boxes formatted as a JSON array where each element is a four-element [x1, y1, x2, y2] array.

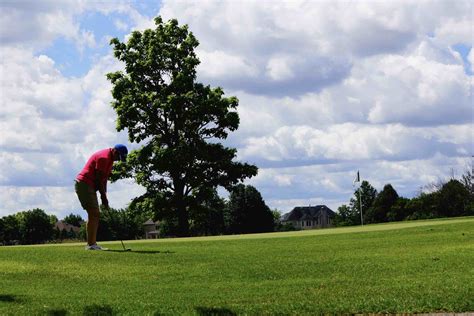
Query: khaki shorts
[[75, 180, 99, 210]]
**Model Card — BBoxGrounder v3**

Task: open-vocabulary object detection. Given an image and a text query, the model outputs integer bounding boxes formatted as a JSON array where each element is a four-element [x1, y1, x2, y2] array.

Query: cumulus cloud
[[0, 0, 96, 51], [0, 48, 86, 153], [159, 0, 471, 98], [238, 123, 468, 168]]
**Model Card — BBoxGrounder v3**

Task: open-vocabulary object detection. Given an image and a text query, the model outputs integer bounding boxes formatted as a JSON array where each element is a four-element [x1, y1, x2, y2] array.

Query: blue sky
[[0, 0, 472, 220]]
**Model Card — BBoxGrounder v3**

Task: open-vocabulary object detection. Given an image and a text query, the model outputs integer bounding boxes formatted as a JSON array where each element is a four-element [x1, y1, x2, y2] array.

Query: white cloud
[[363, 51, 470, 126], [197, 50, 258, 79], [158, 0, 471, 98], [0, 1, 94, 51], [239, 123, 468, 166]]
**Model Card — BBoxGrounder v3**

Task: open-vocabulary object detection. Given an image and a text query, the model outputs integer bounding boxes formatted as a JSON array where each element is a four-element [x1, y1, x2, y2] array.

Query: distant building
[[281, 205, 336, 229], [54, 220, 81, 234], [143, 219, 160, 239]]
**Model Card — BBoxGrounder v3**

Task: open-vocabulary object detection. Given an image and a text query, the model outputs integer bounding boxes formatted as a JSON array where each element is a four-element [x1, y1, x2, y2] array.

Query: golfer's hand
[[101, 195, 109, 209]]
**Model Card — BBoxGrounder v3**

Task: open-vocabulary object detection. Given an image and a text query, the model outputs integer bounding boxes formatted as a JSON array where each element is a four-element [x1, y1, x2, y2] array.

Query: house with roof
[[143, 219, 160, 239], [54, 220, 82, 234], [281, 205, 336, 230]]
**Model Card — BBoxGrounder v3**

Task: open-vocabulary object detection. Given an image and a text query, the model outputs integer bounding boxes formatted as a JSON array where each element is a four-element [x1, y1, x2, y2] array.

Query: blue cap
[[114, 144, 128, 162]]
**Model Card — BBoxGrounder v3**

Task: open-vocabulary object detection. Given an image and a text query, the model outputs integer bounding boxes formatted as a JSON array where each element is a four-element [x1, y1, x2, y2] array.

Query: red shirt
[[76, 148, 114, 190]]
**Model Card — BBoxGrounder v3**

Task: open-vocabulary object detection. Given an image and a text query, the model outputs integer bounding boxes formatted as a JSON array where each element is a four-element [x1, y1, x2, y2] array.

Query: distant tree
[[97, 207, 132, 241], [107, 17, 257, 236], [63, 213, 84, 227], [226, 184, 274, 234], [79, 223, 87, 241], [460, 164, 474, 213], [53, 227, 61, 240], [405, 192, 438, 220], [96, 206, 150, 241], [1, 215, 21, 244], [349, 181, 377, 225], [365, 184, 399, 223], [460, 163, 473, 195], [271, 209, 296, 231], [17, 209, 54, 244], [437, 179, 471, 217], [386, 197, 410, 222], [49, 215, 58, 226], [0, 218, 4, 244], [271, 209, 282, 230], [334, 204, 358, 226]]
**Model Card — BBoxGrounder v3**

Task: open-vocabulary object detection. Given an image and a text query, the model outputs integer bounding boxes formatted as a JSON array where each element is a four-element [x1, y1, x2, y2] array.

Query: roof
[[281, 205, 336, 222], [54, 220, 81, 233], [143, 219, 155, 226]]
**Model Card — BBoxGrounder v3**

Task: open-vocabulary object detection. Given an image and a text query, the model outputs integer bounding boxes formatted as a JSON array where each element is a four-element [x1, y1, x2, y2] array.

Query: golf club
[[119, 211, 132, 251], [120, 239, 131, 252], [106, 204, 132, 251]]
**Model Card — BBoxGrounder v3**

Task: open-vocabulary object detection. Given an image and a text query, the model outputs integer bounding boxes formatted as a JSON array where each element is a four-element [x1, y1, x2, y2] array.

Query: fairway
[[1, 218, 473, 315]]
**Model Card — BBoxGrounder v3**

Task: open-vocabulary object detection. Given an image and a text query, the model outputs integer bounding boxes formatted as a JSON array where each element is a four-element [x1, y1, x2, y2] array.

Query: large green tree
[[107, 17, 257, 236]]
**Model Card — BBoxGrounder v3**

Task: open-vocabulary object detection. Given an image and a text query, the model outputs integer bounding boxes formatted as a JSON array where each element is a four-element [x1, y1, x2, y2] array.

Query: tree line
[[335, 168, 473, 226], [0, 184, 277, 245]]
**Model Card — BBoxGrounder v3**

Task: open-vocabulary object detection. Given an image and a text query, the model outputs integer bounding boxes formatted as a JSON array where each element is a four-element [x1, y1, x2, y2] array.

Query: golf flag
[[353, 170, 360, 186]]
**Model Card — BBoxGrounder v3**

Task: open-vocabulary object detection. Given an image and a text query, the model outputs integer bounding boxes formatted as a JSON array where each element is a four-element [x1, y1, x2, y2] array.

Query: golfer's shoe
[[85, 243, 108, 251]]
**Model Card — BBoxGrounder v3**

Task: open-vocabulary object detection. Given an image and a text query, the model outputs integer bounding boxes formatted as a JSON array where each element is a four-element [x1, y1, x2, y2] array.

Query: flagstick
[[353, 170, 363, 226], [359, 187, 363, 226]]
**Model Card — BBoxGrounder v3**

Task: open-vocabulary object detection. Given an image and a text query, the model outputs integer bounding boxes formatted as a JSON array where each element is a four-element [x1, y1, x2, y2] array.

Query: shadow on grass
[[0, 294, 21, 303], [105, 250, 174, 254], [46, 309, 68, 316], [83, 304, 115, 316], [195, 307, 237, 316]]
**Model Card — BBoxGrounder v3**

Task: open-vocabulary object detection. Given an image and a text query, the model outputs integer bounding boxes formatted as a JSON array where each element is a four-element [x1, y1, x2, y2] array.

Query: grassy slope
[[0, 217, 473, 315]]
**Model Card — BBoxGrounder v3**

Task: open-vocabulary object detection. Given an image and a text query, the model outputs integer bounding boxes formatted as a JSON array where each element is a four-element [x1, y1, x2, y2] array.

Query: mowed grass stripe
[[1, 217, 473, 315]]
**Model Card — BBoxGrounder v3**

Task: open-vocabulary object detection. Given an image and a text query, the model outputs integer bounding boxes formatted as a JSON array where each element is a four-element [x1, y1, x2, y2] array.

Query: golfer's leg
[[87, 207, 100, 245]]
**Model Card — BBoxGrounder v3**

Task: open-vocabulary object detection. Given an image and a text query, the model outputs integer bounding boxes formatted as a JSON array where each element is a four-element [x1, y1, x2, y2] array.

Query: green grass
[[1, 217, 473, 315]]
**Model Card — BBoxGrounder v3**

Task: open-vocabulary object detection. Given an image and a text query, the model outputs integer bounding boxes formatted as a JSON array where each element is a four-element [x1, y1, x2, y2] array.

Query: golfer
[[75, 144, 128, 250]]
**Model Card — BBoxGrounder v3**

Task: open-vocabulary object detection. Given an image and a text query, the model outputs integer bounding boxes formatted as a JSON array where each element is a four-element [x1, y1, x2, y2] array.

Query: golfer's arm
[[95, 171, 107, 197]]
